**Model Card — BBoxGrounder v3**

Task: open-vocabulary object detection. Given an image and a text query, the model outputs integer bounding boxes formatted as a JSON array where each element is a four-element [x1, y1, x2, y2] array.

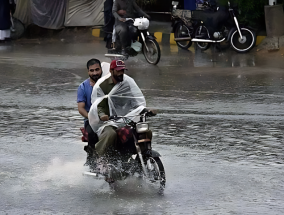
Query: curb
[[92, 29, 266, 46]]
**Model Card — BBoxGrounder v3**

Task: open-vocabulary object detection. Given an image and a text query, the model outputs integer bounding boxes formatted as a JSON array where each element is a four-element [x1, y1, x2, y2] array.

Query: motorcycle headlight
[[136, 123, 149, 133]]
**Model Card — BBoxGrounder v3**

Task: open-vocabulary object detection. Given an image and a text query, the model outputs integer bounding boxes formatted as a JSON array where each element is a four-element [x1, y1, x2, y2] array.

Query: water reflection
[[164, 44, 257, 68]]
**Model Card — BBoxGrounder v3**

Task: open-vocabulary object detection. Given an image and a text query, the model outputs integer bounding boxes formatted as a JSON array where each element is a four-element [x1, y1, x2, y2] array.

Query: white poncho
[[88, 72, 146, 136]]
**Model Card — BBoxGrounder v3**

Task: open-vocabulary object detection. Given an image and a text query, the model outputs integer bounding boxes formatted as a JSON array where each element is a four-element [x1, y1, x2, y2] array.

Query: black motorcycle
[[83, 110, 166, 193], [172, 1, 256, 53]]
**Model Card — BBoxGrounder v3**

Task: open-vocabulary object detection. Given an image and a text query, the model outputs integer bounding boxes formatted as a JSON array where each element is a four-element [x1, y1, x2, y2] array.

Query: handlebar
[[125, 18, 134, 22], [109, 109, 157, 122]]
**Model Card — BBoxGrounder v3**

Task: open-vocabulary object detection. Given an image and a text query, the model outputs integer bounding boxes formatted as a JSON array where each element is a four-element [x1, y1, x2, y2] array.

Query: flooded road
[[0, 40, 284, 214]]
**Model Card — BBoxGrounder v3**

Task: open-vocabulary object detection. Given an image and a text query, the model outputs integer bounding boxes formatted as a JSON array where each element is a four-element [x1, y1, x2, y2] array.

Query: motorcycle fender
[[146, 34, 156, 40], [150, 149, 161, 157], [240, 25, 256, 31], [172, 21, 183, 34], [226, 27, 237, 42]]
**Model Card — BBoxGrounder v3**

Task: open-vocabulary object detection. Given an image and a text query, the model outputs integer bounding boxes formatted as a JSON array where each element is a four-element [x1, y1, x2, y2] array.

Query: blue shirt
[[77, 79, 93, 113]]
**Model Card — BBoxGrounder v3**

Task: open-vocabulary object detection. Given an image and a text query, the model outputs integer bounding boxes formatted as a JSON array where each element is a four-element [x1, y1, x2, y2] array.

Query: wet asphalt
[[0, 39, 284, 214]]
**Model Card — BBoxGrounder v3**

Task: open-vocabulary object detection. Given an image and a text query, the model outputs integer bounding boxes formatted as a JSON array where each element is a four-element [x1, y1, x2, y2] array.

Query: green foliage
[[136, 0, 159, 11], [136, 0, 157, 6], [218, 0, 267, 28]]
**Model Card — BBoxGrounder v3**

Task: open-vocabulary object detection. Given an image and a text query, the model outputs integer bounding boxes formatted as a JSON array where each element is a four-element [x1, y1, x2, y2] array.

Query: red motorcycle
[[80, 110, 166, 193]]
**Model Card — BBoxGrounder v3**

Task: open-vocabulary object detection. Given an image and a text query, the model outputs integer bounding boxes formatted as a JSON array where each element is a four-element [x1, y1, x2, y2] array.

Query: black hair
[[87, 59, 101, 70]]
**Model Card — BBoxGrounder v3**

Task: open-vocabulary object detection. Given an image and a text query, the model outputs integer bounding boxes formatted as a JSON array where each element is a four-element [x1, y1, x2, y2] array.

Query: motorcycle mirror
[[172, 1, 179, 6]]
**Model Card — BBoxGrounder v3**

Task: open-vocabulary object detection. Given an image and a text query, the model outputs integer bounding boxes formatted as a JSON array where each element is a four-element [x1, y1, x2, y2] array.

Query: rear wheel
[[195, 25, 211, 51], [142, 39, 161, 65], [230, 28, 256, 53], [174, 22, 192, 49], [145, 157, 166, 193]]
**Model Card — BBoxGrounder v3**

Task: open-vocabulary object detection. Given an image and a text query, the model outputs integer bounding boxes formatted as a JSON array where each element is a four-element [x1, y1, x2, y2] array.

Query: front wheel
[[145, 157, 166, 193], [142, 39, 161, 65], [230, 28, 256, 53]]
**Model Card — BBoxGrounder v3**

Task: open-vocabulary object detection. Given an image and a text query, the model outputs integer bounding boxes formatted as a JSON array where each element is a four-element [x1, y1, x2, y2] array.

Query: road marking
[[256, 36, 266, 46], [170, 33, 176, 45], [154, 32, 163, 43]]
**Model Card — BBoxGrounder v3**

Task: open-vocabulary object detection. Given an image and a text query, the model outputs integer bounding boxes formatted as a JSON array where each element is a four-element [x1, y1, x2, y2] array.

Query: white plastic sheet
[[14, 0, 66, 29], [14, 0, 104, 29], [101, 62, 111, 77], [89, 73, 146, 136], [13, 0, 32, 25], [64, 0, 104, 27], [31, 0, 66, 29]]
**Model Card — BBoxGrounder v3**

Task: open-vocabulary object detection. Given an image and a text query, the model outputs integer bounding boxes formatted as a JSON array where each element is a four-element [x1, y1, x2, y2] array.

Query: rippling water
[[1, 42, 284, 214], [0, 87, 283, 166]]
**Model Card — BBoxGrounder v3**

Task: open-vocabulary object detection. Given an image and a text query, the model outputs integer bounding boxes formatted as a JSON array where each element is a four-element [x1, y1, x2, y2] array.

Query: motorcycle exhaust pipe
[[192, 38, 226, 43], [174, 37, 191, 42], [105, 54, 124, 57]]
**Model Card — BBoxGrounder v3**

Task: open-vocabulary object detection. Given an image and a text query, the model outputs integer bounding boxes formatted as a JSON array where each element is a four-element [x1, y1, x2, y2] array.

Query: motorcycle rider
[[77, 59, 109, 151], [89, 59, 153, 157], [112, 0, 151, 55]]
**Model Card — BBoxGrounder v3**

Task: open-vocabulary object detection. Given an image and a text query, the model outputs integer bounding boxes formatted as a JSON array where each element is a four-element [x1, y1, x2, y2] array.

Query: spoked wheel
[[142, 39, 161, 65], [174, 22, 192, 49], [195, 25, 211, 51], [145, 157, 166, 193], [10, 17, 25, 40], [230, 28, 256, 53]]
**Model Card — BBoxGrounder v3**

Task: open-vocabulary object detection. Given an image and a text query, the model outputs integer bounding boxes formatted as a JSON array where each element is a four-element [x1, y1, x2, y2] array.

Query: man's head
[[87, 59, 102, 83], [110, 60, 126, 83]]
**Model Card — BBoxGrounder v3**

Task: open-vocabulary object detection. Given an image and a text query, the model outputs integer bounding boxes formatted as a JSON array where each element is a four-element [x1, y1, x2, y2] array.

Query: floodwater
[[0, 39, 284, 214]]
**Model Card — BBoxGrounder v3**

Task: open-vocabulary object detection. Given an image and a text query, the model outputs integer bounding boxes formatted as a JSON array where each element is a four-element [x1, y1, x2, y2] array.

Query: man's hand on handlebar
[[109, 115, 118, 120], [119, 18, 126, 22], [100, 115, 109, 121], [147, 109, 157, 116], [141, 108, 157, 117]]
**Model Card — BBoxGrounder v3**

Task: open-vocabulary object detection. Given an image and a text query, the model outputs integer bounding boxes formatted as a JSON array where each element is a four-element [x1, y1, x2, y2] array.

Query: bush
[[218, 0, 267, 28], [136, 0, 157, 9]]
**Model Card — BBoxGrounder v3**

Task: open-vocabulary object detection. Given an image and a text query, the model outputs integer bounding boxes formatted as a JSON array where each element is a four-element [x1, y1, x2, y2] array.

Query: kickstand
[[211, 43, 217, 63]]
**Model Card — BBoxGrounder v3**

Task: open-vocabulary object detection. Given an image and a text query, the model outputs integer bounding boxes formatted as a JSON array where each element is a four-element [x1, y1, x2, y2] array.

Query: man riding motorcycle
[[88, 60, 154, 158], [112, 0, 151, 55], [77, 59, 110, 149]]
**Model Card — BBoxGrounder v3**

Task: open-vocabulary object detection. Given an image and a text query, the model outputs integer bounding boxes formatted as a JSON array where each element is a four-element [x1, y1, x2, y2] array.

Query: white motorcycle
[[105, 17, 161, 65]]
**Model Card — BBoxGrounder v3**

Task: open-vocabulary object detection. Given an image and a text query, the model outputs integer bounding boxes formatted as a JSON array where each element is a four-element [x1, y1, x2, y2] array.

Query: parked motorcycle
[[105, 17, 161, 65], [82, 110, 166, 193], [172, 1, 256, 53]]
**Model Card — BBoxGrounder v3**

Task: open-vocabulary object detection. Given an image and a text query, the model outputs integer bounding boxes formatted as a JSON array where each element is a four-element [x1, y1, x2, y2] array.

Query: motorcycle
[[105, 17, 161, 65], [172, 1, 256, 53], [81, 110, 166, 193]]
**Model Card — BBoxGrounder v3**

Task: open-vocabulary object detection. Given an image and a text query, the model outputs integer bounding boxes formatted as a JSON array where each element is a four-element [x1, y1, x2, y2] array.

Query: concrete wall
[[265, 4, 284, 37]]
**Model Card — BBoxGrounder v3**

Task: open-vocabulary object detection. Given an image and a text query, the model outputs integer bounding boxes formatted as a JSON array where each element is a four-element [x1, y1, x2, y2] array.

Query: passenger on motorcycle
[[88, 59, 153, 157], [77, 59, 109, 149], [112, 0, 151, 55]]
